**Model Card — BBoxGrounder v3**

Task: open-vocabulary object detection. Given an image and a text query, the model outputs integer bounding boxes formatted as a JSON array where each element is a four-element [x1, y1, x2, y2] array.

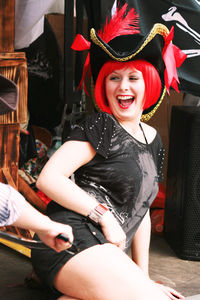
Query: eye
[[109, 75, 120, 81], [129, 75, 139, 81]]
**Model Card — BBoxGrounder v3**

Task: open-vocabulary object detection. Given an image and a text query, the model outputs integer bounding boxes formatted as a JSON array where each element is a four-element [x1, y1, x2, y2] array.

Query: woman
[[31, 4, 186, 300]]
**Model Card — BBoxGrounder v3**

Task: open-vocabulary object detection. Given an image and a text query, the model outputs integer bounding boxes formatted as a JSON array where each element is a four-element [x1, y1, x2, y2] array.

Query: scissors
[[0, 231, 79, 255]]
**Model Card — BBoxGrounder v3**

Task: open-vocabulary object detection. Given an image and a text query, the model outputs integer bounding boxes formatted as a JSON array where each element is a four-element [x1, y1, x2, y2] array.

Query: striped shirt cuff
[[0, 183, 25, 226]]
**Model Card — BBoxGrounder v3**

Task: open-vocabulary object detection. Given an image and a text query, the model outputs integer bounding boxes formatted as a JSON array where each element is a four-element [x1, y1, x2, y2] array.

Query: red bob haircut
[[94, 59, 162, 114]]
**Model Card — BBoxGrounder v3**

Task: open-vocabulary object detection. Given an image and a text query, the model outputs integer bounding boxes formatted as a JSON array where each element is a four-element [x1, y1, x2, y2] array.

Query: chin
[[117, 112, 138, 121]]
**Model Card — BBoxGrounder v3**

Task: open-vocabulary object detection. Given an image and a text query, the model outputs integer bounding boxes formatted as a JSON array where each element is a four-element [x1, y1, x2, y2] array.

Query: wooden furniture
[[0, 0, 46, 257]]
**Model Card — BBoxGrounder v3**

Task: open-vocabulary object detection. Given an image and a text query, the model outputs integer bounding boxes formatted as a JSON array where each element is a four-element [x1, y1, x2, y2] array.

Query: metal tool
[[0, 231, 79, 255]]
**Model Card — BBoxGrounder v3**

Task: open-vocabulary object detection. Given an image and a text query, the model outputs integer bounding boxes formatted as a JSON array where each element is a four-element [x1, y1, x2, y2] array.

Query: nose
[[119, 78, 129, 91]]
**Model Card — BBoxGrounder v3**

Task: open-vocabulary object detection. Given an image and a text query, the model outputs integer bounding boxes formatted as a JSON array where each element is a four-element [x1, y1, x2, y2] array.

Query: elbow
[[36, 175, 44, 191], [36, 169, 60, 192], [36, 172, 50, 191]]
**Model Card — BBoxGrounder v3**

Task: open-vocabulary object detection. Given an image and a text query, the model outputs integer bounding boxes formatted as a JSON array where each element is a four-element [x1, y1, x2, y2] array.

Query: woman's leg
[[54, 243, 169, 300]]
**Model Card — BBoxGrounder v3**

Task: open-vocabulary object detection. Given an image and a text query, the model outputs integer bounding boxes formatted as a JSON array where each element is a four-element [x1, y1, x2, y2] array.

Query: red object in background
[[150, 183, 166, 235], [36, 190, 51, 205], [150, 209, 165, 235], [151, 183, 166, 209]]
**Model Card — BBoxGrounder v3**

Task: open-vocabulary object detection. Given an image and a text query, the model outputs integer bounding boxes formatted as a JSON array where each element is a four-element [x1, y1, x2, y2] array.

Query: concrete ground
[[149, 234, 200, 299], [0, 234, 200, 299]]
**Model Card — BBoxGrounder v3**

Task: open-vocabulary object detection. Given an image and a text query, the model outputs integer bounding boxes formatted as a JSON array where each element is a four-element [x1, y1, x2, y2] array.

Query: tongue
[[120, 99, 133, 106]]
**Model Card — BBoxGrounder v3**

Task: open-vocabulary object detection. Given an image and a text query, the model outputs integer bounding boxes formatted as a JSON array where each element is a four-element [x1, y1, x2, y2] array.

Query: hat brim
[[0, 74, 19, 115]]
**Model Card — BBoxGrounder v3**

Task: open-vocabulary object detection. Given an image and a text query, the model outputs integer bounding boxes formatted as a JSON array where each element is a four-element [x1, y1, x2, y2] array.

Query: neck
[[118, 115, 142, 136]]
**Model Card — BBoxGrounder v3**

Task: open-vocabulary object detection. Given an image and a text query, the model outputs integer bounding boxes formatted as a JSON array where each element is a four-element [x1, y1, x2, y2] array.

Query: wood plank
[[0, 238, 31, 257], [2, 167, 16, 189], [0, 124, 19, 185], [0, 0, 15, 52], [0, 53, 28, 124], [18, 175, 47, 213], [0, 52, 26, 59]]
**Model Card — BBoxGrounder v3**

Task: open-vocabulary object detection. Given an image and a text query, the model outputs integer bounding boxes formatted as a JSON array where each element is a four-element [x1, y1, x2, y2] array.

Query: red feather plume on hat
[[71, 3, 140, 93], [98, 4, 140, 43]]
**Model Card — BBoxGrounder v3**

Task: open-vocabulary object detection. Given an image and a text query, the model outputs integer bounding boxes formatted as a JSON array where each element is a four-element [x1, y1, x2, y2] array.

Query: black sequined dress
[[65, 111, 165, 248]]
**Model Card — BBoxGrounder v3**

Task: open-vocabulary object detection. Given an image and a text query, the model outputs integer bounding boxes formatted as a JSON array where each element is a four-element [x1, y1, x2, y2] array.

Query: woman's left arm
[[131, 210, 151, 276], [131, 211, 185, 299]]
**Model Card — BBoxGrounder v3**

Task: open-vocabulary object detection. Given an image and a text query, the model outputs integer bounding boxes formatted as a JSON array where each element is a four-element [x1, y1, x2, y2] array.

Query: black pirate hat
[[72, 4, 186, 120], [0, 74, 19, 115]]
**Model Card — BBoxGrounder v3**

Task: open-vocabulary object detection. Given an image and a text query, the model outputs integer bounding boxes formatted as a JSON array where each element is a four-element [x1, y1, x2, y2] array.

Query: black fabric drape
[[21, 18, 64, 131], [125, 0, 200, 96]]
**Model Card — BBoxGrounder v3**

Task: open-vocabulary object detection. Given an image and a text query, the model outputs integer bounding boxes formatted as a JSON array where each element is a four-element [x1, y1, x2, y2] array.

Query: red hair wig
[[94, 59, 162, 114]]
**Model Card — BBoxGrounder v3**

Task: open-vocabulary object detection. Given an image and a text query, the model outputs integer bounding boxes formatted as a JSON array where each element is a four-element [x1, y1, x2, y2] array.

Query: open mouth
[[117, 95, 135, 109]]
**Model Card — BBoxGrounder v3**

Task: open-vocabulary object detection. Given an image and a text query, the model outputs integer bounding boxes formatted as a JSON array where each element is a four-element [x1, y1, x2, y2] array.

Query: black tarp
[[123, 0, 200, 96]]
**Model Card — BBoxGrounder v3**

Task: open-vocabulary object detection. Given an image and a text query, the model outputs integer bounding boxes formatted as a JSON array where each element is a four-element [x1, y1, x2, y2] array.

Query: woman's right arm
[[37, 140, 99, 215], [37, 140, 126, 249]]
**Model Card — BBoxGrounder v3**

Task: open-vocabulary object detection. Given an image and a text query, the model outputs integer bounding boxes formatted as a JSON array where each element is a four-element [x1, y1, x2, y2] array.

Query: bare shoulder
[[140, 122, 157, 144]]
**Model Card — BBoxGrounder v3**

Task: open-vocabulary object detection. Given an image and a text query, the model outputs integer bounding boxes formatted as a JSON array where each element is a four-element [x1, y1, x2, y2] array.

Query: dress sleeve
[[65, 112, 115, 158], [155, 134, 165, 182], [0, 183, 25, 226], [151, 133, 165, 182]]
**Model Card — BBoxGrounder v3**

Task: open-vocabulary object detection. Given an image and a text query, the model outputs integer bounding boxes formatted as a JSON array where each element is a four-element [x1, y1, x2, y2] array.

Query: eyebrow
[[109, 69, 141, 76]]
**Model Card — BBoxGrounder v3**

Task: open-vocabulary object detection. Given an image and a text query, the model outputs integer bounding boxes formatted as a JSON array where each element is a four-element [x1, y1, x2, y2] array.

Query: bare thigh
[[54, 244, 169, 300]]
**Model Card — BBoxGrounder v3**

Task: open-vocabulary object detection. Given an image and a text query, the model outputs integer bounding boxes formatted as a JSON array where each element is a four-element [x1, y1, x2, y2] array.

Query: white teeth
[[117, 95, 134, 100]]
